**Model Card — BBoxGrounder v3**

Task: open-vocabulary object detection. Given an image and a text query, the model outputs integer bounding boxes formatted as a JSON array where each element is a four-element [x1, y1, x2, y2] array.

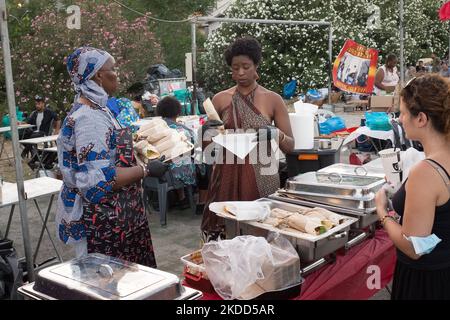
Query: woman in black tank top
[[375, 74, 450, 300]]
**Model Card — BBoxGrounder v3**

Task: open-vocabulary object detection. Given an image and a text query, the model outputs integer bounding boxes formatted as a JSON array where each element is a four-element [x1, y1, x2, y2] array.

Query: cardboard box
[[369, 95, 394, 112]]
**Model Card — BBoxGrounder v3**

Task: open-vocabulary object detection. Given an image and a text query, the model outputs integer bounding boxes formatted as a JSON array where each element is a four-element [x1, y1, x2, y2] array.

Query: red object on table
[[439, 1, 450, 21], [194, 229, 396, 300]]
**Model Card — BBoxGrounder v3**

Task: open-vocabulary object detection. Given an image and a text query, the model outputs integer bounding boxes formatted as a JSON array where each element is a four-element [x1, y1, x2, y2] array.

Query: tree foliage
[[1, 0, 162, 114], [200, 0, 448, 95]]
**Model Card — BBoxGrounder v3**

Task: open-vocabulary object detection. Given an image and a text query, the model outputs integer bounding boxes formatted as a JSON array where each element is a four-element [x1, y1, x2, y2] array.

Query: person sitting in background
[[440, 61, 450, 78], [405, 63, 417, 82], [431, 53, 441, 73], [131, 94, 147, 119], [416, 60, 427, 74], [21, 95, 60, 158], [107, 97, 140, 132], [156, 96, 204, 209], [142, 91, 159, 116], [374, 54, 399, 95]]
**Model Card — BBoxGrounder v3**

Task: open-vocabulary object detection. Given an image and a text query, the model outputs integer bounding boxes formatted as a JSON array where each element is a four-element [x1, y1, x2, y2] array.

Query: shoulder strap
[[425, 159, 450, 194]]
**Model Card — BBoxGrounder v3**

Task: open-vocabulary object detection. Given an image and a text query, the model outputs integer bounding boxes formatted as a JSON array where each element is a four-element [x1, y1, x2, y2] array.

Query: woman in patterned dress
[[56, 47, 168, 267], [201, 37, 295, 240]]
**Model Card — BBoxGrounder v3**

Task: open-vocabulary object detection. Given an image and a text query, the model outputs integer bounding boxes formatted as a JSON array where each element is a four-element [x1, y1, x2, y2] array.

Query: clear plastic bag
[[201, 234, 300, 300]]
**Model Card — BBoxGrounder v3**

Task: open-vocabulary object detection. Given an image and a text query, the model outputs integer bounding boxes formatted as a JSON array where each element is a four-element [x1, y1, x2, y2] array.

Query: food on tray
[[147, 128, 172, 144], [203, 98, 221, 122], [304, 207, 345, 225], [134, 140, 160, 161], [137, 118, 166, 134], [133, 118, 193, 163], [155, 131, 184, 153], [263, 206, 347, 234], [285, 214, 327, 235], [270, 208, 295, 219], [189, 250, 203, 265], [263, 217, 283, 227]]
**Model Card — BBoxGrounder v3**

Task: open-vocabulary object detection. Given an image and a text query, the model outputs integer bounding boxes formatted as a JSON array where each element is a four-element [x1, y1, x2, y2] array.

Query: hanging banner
[[333, 39, 378, 94], [439, 1, 450, 21]]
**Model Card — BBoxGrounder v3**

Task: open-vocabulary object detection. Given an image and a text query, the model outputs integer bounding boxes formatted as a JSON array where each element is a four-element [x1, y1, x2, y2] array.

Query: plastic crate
[[180, 250, 216, 294]]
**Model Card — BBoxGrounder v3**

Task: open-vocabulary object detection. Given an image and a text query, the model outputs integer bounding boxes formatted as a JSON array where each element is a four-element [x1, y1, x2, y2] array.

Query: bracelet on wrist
[[380, 215, 395, 227]]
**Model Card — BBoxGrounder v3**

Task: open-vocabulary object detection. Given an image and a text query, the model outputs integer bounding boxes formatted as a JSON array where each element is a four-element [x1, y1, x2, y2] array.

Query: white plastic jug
[[294, 101, 318, 115], [289, 113, 315, 150]]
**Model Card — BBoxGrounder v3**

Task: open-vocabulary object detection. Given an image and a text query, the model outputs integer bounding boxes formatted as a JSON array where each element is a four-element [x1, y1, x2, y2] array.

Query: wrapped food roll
[[304, 207, 344, 225], [137, 118, 166, 134], [160, 142, 191, 160], [134, 140, 160, 161], [203, 98, 221, 121], [270, 208, 295, 219], [263, 217, 283, 228], [155, 132, 182, 153], [286, 214, 326, 235], [137, 122, 169, 140], [147, 128, 172, 144]]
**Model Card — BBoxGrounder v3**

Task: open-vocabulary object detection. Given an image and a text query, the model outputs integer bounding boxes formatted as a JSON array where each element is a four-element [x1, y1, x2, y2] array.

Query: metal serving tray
[[18, 283, 203, 300], [318, 163, 385, 178], [31, 253, 198, 300], [269, 192, 379, 229], [282, 172, 385, 213], [285, 171, 385, 198], [212, 199, 358, 263]]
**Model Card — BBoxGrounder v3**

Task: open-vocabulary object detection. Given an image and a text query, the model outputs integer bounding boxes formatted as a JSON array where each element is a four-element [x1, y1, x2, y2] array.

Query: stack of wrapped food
[[133, 119, 193, 163], [262, 207, 345, 236]]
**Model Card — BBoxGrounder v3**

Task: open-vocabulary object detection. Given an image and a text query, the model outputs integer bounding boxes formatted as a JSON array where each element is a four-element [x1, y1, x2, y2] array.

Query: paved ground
[[0, 109, 391, 300]]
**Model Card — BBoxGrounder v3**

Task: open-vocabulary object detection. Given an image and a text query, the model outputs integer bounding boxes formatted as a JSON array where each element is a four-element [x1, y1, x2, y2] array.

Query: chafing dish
[[269, 191, 379, 229], [211, 199, 358, 263], [318, 163, 385, 178], [17, 253, 202, 300], [281, 171, 385, 215]]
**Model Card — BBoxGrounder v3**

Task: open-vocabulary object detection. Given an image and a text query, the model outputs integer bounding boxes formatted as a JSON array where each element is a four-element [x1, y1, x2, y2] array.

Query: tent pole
[[191, 20, 197, 115], [399, 0, 405, 84], [0, 0, 35, 282], [328, 25, 333, 105]]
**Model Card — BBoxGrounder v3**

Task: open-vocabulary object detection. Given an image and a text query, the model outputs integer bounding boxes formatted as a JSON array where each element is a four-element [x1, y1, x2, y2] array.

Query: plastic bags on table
[[201, 234, 300, 300]]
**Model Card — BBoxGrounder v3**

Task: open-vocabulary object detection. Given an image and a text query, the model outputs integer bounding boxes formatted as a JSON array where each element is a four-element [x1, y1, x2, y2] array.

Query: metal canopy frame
[[0, 0, 35, 282], [190, 16, 334, 112]]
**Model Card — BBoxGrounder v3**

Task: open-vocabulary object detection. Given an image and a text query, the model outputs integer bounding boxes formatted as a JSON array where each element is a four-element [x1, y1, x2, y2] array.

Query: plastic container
[[289, 113, 315, 150], [181, 250, 216, 294], [286, 148, 341, 178]]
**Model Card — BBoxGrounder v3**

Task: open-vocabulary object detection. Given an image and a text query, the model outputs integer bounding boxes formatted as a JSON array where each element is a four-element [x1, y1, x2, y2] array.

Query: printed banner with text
[[333, 39, 378, 94]]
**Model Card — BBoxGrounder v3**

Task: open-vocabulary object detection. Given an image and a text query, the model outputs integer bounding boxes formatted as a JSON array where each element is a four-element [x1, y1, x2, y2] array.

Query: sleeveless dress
[[201, 87, 280, 236], [391, 159, 450, 299]]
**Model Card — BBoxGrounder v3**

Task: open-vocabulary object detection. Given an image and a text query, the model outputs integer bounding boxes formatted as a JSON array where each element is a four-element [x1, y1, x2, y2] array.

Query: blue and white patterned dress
[[56, 102, 117, 244], [56, 101, 156, 267]]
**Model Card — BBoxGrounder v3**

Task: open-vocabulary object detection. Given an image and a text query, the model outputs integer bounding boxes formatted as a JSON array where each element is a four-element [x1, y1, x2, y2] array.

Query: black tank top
[[392, 159, 450, 270]]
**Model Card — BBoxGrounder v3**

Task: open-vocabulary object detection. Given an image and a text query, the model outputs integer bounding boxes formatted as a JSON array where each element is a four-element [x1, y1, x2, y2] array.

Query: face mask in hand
[[403, 234, 442, 256]]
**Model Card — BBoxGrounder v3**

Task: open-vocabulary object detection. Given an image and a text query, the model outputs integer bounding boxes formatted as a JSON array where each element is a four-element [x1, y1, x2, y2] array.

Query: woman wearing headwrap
[[56, 47, 168, 267]]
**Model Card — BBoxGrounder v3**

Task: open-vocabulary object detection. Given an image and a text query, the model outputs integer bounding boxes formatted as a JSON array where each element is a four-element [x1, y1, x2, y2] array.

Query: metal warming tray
[[19, 253, 202, 300], [269, 192, 379, 229], [282, 171, 385, 214], [212, 199, 358, 263], [317, 163, 385, 178]]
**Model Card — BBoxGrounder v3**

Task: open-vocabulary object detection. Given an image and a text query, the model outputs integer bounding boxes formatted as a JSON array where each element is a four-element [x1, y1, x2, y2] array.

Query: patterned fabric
[[66, 47, 112, 108], [56, 102, 119, 245], [107, 97, 140, 132], [83, 128, 156, 267], [201, 86, 280, 233], [164, 118, 198, 186]]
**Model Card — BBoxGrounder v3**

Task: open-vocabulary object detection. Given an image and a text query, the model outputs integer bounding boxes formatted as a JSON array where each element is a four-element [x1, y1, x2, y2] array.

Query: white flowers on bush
[[199, 0, 447, 95]]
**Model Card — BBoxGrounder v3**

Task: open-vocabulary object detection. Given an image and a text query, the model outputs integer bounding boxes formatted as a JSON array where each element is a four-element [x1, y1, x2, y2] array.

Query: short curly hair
[[401, 74, 450, 139], [156, 96, 181, 118], [224, 36, 262, 67]]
